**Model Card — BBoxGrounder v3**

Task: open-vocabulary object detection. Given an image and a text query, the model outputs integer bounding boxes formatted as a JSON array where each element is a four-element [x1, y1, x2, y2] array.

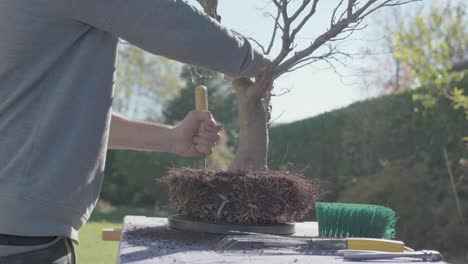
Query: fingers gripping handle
[[195, 85, 208, 132]]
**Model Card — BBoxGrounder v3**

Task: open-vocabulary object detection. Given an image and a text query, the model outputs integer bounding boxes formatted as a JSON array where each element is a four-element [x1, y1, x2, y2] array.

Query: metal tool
[[194, 85, 208, 171], [214, 232, 405, 253], [168, 215, 295, 237], [339, 249, 443, 262], [214, 232, 328, 251]]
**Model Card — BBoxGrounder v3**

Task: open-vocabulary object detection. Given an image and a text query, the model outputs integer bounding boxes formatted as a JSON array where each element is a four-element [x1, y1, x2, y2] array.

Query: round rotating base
[[167, 214, 296, 235]]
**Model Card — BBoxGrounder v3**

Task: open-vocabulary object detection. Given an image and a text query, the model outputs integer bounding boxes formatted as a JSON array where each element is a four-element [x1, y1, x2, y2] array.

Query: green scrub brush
[[315, 202, 398, 239]]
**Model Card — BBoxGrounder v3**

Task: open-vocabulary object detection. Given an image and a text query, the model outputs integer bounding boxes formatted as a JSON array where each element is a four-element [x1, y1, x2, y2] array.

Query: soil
[[163, 169, 319, 224]]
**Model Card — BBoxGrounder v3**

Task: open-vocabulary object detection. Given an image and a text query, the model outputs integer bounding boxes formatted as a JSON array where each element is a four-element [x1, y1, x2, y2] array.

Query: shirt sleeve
[[70, 0, 267, 78]]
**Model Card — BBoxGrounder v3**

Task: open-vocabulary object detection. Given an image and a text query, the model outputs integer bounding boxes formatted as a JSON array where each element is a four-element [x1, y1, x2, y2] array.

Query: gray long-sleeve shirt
[[0, 0, 267, 242]]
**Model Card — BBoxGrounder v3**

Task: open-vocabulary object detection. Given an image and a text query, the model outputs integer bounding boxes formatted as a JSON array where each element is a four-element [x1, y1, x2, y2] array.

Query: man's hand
[[196, 0, 221, 22], [172, 111, 223, 157], [224, 58, 273, 97]]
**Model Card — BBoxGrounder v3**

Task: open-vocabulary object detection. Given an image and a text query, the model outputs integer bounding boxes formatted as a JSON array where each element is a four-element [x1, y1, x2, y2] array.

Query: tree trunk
[[228, 78, 270, 173]]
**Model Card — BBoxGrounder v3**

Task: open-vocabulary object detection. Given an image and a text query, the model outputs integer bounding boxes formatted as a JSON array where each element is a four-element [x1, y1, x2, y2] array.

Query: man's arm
[[108, 113, 174, 152], [108, 112, 222, 157], [70, 0, 268, 78]]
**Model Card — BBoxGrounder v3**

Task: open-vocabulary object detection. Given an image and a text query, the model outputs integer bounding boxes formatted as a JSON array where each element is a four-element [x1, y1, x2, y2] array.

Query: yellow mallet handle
[[194, 85, 209, 170], [195, 85, 208, 132], [195, 85, 208, 111]]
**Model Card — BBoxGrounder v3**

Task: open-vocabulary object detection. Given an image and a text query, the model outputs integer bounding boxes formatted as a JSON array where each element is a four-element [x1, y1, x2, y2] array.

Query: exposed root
[[163, 168, 319, 224]]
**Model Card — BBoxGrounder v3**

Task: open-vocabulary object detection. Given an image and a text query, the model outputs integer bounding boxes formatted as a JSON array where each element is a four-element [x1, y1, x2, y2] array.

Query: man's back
[[0, 0, 117, 241], [0, 0, 266, 243]]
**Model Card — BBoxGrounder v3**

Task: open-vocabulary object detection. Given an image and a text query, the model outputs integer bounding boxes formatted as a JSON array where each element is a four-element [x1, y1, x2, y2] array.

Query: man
[[0, 0, 270, 263]]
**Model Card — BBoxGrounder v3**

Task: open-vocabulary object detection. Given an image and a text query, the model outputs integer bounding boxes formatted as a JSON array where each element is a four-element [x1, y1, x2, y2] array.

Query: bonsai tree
[[167, 0, 419, 225]]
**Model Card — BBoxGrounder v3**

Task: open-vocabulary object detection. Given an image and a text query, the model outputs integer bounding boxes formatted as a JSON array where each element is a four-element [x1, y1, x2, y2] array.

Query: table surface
[[118, 216, 445, 264]]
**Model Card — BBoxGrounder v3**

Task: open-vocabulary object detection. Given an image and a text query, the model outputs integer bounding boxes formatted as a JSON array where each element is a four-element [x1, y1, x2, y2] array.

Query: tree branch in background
[[355, 6, 414, 95]]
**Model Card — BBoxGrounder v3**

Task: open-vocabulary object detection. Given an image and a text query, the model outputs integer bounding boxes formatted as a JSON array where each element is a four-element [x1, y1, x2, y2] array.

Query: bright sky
[[218, 0, 366, 123], [183, 0, 435, 123]]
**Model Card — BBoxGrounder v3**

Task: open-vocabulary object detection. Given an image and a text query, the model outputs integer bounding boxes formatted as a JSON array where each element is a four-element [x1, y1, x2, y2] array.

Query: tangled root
[[163, 168, 319, 224]]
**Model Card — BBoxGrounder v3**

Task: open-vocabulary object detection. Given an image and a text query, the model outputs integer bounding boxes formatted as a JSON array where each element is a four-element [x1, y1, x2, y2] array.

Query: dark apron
[[0, 234, 76, 264]]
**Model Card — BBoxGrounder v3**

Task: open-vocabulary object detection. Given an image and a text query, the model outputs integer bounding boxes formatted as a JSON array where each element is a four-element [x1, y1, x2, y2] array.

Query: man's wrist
[[166, 126, 178, 154], [146, 123, 175, 153]]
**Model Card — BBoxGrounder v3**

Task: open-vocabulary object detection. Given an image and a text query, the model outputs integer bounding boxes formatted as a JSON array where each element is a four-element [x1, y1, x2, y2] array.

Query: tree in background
[[358, 1, 468, 118], [394, 1, 468, 118], [356, 7, 414, 94], [114, 43, 184, 121]]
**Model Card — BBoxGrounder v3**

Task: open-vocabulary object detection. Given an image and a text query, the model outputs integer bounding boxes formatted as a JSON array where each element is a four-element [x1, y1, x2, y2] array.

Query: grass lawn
[[76, 204, 167, 264], [77, 221, 121, 264]]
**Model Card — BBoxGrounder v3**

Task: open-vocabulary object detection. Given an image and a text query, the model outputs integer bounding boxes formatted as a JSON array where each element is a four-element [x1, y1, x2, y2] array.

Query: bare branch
[[266, 8, 282, 55], [347, 0, 355, 19], [271, 0, 421, 79], [361, 0, 422, 20], [331, 0, 345, 27], [247, 37, 266, 54], [271, 0, 293, 68], [272, 87, 292, 96], [331, 22, 368, 42], [286, 59, 320, 72], [287, 45, 336, 72], [289, 0, 312, 23], [268, 110, 286, 127], [290, 0, 319, 43]]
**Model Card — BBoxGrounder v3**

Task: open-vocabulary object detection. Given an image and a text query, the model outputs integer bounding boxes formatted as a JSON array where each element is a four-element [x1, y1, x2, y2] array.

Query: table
[[118, 216, 445, 264]]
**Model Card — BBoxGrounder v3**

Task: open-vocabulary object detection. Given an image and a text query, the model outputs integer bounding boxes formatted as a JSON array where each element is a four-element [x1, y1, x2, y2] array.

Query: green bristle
[[315, 202, 398, 239]]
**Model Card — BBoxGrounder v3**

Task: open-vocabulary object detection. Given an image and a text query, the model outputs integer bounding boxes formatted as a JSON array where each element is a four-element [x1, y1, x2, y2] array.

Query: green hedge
[[101, 151, 197, 208], [269, 84, 466, 195], [268, 80, 467, 262]]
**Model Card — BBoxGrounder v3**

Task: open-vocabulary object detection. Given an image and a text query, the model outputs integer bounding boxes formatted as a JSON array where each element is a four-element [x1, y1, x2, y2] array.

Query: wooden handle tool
[[195, 85, 208, 171], [195, 85, 208, 118]]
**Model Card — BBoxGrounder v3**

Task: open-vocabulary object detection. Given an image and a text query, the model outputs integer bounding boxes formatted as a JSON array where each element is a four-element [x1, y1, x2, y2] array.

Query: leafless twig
[[266, 8, 282, 55], [247, 37, 266, 54]]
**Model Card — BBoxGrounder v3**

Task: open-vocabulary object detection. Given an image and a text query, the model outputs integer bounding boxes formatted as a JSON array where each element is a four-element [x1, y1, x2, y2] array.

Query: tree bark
[[228, 78, 270, 173]]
